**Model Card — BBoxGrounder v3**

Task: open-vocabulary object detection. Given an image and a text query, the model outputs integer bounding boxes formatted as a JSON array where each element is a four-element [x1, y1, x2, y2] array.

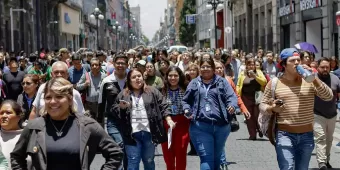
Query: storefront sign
[[300, 0, 321, 11], [279, 4, 295, 17]]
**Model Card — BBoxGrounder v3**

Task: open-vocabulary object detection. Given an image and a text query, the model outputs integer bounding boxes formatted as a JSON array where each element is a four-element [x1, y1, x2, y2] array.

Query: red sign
[[337, 15, 340, 26]]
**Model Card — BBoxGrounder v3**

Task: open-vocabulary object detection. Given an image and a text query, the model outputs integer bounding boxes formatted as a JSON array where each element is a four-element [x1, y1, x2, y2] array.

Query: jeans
[[276, 130, 315, 170], [107, 119, 124, 170], [125, 131, 155, 170], [189, 121, 231, 170]]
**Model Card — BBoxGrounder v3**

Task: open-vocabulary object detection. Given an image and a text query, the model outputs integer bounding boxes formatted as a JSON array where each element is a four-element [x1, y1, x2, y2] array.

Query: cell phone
[[119, 100, 128, 104], [275, 99, 284, 106], [184, 110, 192, 119]]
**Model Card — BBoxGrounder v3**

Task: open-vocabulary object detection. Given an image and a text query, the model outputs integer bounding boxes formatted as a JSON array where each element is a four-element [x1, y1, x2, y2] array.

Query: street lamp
[[10, 8, 26, 52], [206, 0, 224, 48], [112, 21, 121, 52], [90, 7, 104, 50]]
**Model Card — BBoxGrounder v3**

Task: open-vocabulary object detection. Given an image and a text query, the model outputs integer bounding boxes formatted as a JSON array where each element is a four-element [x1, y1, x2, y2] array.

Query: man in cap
[[259, 48, 333, 170]]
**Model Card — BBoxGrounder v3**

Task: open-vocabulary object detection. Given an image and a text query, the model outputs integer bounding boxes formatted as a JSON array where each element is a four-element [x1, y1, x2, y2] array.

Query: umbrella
[[294, 42, 318, 53]]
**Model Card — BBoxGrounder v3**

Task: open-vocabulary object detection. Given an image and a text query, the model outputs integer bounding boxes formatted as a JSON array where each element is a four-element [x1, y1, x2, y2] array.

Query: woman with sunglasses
[[161, 66, 189, 170], [17, 74, 40, 122]]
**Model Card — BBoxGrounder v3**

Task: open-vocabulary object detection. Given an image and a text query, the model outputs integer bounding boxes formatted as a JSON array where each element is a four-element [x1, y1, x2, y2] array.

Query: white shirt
[[131, 95, 150, 133], [1, 129, 32, 170], [32, 83, 85, 115]]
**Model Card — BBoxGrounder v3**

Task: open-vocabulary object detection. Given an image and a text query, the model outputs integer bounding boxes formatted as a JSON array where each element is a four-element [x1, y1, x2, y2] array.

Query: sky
[[128, 0, 167, 40]]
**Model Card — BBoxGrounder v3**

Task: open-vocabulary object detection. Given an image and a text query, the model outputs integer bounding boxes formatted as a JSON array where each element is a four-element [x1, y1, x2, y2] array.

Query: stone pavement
[[91, 115, 340, 170]]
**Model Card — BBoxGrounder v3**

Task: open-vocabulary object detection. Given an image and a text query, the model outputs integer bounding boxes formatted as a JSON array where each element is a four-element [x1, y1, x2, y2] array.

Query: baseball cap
[[279, 48, 299, 61], [136, 60, 146, 66]]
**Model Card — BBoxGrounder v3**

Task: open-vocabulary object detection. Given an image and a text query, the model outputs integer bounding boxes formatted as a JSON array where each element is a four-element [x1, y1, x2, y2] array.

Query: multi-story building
[[232, 0, 338, 58]]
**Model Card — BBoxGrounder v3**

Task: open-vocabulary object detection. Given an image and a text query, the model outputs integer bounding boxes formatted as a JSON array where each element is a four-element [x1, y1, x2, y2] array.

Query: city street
[[90, 115, 340, 170]]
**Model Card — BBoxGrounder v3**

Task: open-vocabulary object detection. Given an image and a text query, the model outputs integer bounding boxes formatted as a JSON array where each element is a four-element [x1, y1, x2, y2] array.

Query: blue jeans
[[275, 130, 314, 170], [125, 131, 155, 170], [107, 119, 124, 170], [189, 121, 231, 170]]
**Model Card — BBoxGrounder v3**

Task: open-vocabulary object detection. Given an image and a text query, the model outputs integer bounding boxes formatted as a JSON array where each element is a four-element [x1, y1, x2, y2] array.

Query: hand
[[243, 111, 251, 119], [166, 119, 176, 129], [302, 64, 313, 72], [119, 101, 130, 109], [227, 106, 235, 114], [269, 99, 285, 113], [84, 81, 90, 87]]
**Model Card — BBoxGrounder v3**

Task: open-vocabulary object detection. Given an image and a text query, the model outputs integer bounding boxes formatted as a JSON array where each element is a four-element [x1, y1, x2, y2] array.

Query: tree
[[179, 0, 196, 47], [141, 34, 150, 45]]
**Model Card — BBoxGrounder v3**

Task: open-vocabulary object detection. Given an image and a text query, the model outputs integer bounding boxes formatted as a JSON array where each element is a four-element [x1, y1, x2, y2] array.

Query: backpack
[[258, 77, 278, 145]]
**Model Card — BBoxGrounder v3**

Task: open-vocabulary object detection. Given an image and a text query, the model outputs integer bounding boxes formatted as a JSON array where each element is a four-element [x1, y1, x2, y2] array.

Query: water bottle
[[296, 65, 315, 83], [0, 143, 8, 170]]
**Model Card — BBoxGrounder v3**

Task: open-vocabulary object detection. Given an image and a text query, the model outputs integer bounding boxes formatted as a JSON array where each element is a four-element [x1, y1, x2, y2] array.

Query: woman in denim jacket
[[182, 56, 238, 170]]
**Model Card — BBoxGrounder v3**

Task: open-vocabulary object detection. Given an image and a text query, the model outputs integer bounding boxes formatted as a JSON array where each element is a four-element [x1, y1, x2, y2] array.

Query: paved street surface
[[91, 115, 340, 170]]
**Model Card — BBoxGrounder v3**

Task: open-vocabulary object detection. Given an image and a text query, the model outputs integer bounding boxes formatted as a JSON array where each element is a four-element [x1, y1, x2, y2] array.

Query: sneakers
[[319, 163, 327, 170], [326, 162, 332, 169]]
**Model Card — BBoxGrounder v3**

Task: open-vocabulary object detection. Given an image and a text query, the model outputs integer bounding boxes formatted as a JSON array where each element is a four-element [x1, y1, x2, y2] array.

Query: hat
[[127, 49, 136, 55], [279, 48, 299, 61], [136, 60, 146, 66]]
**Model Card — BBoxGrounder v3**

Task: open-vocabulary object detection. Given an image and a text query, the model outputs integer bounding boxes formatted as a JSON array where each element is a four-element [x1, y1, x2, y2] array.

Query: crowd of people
[[0, 45, 338, 170]]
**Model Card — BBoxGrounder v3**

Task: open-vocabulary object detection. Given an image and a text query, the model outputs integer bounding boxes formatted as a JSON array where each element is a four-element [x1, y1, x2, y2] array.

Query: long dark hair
[[162, 66, 187, 95], [124, 69, 150, 96]]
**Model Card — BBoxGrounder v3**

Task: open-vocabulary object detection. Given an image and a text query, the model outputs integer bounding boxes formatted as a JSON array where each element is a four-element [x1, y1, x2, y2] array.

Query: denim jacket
[[182, 75, 239, 123]]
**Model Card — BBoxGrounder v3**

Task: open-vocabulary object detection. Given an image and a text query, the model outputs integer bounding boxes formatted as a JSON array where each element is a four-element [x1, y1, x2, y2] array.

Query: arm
[[226, 77, 248, 113], [221, 79, 238, 109], [313, 77, 333, 101], [259, 80, 274, 115], [255, 70, 268, 87], [154, 88, 171, 117], [181, 81, 196, 112], [93, 122, 123, 170], [76, 73, 87, 91], [10, 125, 31, 170]]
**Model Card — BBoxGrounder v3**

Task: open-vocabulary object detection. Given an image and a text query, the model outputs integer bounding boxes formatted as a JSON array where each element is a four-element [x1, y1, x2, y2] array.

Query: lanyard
[[168, 89, 179, 102], [202, 77, 215, 99], [132, 92, 142, 107]]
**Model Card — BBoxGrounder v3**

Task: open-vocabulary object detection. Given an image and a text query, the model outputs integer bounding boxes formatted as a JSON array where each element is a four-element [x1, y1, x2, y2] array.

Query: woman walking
[[182, 56, 238, 170], [161, 66, 190, 170], [112, 69, 173, 170]]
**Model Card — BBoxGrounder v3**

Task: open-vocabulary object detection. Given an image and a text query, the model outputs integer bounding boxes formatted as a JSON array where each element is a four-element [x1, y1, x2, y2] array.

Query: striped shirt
[[261, 78, 333, 133]]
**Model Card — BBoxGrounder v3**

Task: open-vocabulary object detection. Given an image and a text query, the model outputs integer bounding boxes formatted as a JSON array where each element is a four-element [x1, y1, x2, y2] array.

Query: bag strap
[[271, 77, 278, 99]]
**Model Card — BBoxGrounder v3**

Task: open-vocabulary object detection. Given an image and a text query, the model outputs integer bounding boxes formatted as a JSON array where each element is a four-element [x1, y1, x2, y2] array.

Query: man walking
[[314, 57, 340, 170]]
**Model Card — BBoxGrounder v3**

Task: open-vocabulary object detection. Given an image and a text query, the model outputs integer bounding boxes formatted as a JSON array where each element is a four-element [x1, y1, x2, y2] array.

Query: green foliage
[[179, 0, 196, 47], [142, 34, 150, 45]]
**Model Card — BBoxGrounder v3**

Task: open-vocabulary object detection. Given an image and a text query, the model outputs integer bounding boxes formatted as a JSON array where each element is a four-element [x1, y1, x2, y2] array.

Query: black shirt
[[45, 115, 81, 170], [3, 71, 25, 100]]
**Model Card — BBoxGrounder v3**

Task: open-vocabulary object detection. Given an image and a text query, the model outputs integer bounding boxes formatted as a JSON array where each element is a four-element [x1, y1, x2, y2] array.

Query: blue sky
[[128, 0, 167, 40]]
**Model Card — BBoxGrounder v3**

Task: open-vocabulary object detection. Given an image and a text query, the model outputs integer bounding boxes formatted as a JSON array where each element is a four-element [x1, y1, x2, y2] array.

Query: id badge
[[135, 110, 142, 118], [205, 103, 211, 112], [172, 105, 177, 113]]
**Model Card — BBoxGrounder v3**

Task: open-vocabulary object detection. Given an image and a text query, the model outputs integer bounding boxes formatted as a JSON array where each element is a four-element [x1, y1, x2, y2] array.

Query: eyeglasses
[[22, 82, 33, 86]]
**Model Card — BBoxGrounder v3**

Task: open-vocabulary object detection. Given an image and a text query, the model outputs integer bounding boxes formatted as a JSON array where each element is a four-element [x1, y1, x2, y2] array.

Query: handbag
[[230, 114, 239, 132], [255, 91, 263, 105]]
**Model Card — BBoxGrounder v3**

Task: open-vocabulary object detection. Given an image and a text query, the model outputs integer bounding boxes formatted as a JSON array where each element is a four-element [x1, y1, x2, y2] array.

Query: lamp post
[[113, 21, 121, 52], [10, 8, 26, 52], [206, 0, 224, 48], [90, 7, 104, 50]]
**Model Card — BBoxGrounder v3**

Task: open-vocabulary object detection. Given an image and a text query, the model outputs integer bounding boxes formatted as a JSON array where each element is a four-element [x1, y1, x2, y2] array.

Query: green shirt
[[145, 75, 164, 90], [28, 69, 43, 75]]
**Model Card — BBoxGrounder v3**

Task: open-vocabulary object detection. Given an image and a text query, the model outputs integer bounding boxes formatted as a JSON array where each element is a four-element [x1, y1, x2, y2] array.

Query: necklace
[[49, 116, 69, 137]]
